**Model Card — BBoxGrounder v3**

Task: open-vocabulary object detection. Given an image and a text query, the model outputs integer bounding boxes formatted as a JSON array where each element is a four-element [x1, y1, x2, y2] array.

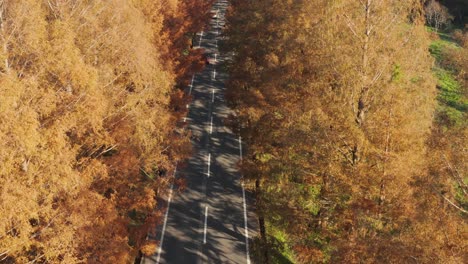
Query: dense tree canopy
[[225, 0, 465, 263], [1, 0, 465, 263], [0, 0, 211, 262]]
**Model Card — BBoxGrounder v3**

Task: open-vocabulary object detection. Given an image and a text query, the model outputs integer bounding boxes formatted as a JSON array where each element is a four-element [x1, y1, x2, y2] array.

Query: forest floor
[[427, 25, 468, 210], [428, 26, 467, 127]]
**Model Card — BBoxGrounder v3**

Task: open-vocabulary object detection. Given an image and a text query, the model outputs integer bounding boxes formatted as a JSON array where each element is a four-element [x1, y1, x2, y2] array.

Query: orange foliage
[[0, 0, 211, 262], [224, 0, 453, 263]]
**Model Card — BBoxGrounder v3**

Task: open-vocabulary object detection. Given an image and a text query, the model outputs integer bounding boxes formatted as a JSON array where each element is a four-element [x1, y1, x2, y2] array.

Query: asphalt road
[[142, 1, 256, 263]]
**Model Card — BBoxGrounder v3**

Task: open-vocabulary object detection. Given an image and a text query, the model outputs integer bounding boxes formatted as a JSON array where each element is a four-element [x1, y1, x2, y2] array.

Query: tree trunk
[[356, 0, 371, 126], [0, 1, 10, 74], [256, 179, 270, 264]]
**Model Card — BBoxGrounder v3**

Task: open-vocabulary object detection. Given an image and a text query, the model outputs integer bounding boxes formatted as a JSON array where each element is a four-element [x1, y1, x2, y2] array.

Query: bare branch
[[443, 154, 467, 196], [342, 13, 361, 40], [441, 194, 467, 214]]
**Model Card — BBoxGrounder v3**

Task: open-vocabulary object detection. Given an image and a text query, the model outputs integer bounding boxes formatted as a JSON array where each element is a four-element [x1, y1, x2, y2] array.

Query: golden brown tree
[[0, 0, 208, 262], [226, 0, 441, 263]]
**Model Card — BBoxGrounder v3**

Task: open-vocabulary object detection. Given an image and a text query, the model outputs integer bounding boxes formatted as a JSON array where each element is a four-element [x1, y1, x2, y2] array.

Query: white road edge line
[[198, 30, 204, 48], [213, 69, 216, 80], [239, 136, 243, 160], [239, 136, 250, 264], [155, 168, 177, 264], [203, 205, 209, 244], [189, 74, 195, 95], [214, 54, 217, 63], [241, 184, 251, 264], [212, 89, 215, 103]]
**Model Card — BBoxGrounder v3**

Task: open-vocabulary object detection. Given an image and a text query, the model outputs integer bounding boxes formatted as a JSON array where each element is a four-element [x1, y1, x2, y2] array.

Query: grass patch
[[427, 27, 460, 44], [427, 27, 460, 63], [428, 27, 467, 127], [267, 224, 296, 264], [429, 39, 460, 62], [435, 68, 464, 107], [433, 68, 467, 126]]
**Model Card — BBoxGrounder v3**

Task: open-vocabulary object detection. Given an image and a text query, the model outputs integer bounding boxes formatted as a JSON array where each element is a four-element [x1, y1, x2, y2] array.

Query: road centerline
[[203, 206, 209, 244], [210, 116, 213, 134], [239, 136, 243, 160], [145, 2, 254, 263], [207, 153, 211, 177]]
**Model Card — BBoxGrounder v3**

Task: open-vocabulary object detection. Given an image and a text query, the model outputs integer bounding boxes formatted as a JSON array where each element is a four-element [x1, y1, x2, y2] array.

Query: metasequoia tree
[[407, 126, 467, 263], [0, 1, 79, 262], [226, 0, 439, 262], [0, 0, 207, 262], [407, 13, 467, 262], [309, 0, 438, 261]]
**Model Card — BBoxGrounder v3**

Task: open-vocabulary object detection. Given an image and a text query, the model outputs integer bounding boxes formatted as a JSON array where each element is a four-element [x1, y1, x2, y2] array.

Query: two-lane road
[[142, 1, 256, 263]]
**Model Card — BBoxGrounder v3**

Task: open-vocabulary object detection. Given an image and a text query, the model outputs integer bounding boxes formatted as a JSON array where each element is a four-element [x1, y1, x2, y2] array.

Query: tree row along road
[[142, 1, 256, 263]]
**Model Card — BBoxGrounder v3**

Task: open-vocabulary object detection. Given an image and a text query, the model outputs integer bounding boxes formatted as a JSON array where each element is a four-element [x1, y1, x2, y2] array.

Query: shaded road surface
[[142, 1, 256, 263]]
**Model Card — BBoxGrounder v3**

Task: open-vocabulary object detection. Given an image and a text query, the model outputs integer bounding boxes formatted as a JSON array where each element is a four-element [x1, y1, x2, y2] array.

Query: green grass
[[433, 68, 466, 127], [267, 224, 296, 264], [427, 26, 460, 42], [429, 40, 447, 61], [427, 26, 460, 62], [428, 27, 466, 127], [435, 68, 467, 111], [429, 40, 460, 62], [249, 219, 297, 264]]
